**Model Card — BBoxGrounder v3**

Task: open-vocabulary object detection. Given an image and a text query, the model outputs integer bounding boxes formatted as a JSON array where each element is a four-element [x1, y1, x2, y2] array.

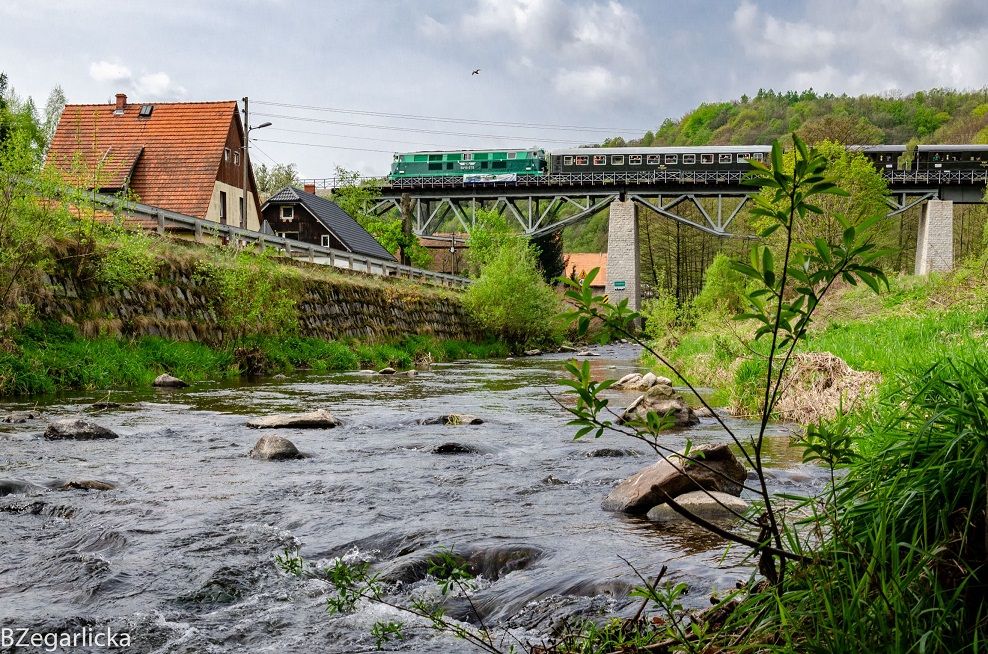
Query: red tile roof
[[47, 100, 239, 219], [564, 253, 607, 287]]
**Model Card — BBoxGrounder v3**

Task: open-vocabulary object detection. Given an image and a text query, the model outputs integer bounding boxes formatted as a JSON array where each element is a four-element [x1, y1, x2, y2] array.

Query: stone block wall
[[606, 199, 641, 311], [32, 258, 481, 344], [915, 199, 954, 275]]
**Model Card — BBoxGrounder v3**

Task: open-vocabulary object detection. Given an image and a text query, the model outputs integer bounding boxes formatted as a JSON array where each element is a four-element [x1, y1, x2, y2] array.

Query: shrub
[[693, 252, 747, 316], [462, 237, 560, 346]]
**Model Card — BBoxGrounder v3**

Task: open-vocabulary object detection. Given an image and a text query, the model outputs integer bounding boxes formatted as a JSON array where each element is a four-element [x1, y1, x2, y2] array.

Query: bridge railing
[[302, 168, 987, 192], [89, 192, 470, 289]]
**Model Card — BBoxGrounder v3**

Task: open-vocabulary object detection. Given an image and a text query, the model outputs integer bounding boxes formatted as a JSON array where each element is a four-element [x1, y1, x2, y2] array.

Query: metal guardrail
[[90, 192, 470, 289]]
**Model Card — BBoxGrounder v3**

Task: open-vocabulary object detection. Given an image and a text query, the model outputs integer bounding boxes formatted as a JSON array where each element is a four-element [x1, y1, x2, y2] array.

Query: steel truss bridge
[[303, 169, 987, 238]]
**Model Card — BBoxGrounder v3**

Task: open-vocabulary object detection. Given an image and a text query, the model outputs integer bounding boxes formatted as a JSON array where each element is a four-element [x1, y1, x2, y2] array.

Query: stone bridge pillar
[[915, 199, 953, 275], [606, 199, 640, 311]]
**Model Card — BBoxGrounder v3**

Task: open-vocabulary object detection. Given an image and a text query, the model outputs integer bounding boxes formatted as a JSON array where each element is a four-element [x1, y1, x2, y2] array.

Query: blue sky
[[2, 0, 986, 177]]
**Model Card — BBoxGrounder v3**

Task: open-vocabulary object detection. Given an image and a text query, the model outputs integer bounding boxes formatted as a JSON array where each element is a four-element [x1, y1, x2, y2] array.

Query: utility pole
[[400, 193, 413, 266], [241, 96, 249, 230]]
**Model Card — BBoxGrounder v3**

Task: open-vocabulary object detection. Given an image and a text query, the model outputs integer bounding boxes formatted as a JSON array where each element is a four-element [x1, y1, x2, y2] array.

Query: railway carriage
[[851, 144, 988, 173], [549, 146, 773, 175], [388, 148, 546, 179]]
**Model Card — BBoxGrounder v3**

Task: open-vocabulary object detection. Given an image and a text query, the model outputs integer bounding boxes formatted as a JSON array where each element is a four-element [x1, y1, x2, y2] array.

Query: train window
[[563, 156, 574, 165], [446, 163, 453, 170], [507, 152, 516, 159], [700, 154, 714, 164], [751, 153, 765, 162], [664, 154, 678, 164], [428, 163, 442, 171], [429, 154, 442, 162], [593, 155, 606, 165], [737, 153, 749, 162], [611, 155, 625, 165], [575, 156, 589, 165], [629, 155, 642, 165], [646, 155, 660, 165], [463, 153, 472, 160], [719, 153, 732, 163], [683, 154, 696, 164]]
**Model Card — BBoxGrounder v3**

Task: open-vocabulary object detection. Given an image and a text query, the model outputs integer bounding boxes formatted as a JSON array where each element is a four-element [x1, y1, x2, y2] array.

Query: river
[[0, 344, 824, 653]]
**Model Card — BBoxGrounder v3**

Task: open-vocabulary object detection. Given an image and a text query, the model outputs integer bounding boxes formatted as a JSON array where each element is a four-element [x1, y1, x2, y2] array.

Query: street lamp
[[241, 95, 271, 230]]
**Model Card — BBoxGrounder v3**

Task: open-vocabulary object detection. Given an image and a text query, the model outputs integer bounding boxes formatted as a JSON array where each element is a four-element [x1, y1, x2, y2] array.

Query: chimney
[[303, 183, 316, 195], [114, 93, 127, 114]]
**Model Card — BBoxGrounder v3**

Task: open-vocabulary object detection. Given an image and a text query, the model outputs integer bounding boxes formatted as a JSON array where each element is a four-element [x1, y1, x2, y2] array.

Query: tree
[[254, 162, 300, 200], [532, 230, 565, 283], [41, 85, 66, 152]]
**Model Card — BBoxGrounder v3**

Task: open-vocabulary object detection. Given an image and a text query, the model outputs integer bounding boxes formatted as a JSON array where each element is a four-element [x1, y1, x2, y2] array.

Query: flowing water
[[0, 345, 825, 653]]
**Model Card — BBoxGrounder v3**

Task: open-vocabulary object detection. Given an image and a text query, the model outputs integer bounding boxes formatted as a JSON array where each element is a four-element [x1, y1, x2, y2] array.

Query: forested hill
[[600, 88, 988, 148]]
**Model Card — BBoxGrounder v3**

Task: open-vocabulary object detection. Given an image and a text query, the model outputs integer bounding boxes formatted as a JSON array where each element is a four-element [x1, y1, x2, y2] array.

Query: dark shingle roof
[[265, 187, 396, 261]]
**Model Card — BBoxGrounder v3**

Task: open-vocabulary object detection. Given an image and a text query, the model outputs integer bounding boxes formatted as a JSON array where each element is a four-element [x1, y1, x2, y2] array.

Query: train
[[387, 144, 988, 181]]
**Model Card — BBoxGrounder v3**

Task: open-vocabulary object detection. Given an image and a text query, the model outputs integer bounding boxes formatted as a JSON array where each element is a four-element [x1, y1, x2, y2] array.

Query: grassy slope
[[646, 259, 988, 414]]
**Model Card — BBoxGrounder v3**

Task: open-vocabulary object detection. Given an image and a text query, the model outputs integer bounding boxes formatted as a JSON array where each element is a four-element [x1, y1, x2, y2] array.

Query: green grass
[[0, 322, 508, 396]]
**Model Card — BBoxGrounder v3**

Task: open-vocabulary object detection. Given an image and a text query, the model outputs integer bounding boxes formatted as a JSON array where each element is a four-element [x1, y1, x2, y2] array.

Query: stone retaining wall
[[33, 259, 479, 344]]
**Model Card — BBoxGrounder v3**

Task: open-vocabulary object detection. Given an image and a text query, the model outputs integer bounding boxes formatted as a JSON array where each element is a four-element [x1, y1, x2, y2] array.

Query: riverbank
[[0, 322, 508, 396], [644, 258, 988, 420]]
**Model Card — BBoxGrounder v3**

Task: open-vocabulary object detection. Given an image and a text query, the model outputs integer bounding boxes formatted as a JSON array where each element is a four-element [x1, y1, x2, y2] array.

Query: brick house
[[260, 184, 395, 261], [46, 93, 261, 230]]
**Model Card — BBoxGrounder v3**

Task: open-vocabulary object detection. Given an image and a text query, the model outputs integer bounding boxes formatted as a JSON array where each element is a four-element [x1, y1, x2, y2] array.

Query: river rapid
[[0, 345, 824, 653]]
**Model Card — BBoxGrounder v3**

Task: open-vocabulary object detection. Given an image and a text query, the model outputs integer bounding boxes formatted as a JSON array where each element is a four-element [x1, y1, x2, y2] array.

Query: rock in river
[[249, 435, 303, 460], [601, 443, 746, 514], [378, 367, 397, 375], [432, 442, 479, 455], [153, 373, 188, 388], [56, 480, 116, 491], [1, 410, 41, 424], [43, 418, 119, 441], [419, 414, 484, 426], [620, 383, 698, 428], [646, 490, 749, 523], [246, 409, 341, 429]]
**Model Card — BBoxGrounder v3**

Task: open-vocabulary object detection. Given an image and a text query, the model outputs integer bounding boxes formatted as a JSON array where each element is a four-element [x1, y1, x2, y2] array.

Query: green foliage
[[462, 235, 561, 346], [692, 252, 748, 316], [333, 166, 431, 268], [253, 162, 299, 200], [640, 287, 680, 341], [93, 227, 158, 289], [274, 547, 304, 577], [195, 247, 300, 340], [465, 208, 513, 274]]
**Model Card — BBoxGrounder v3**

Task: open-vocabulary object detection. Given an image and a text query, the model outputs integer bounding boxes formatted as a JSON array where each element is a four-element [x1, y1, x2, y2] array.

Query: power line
[[251, 111, 594, 145], [253, 138, 396, 154], [252, 100, 649, 134], [266, 126, 454, 150]]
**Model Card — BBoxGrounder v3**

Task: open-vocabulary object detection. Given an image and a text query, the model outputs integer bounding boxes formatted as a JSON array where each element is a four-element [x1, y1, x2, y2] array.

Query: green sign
[[613, 280, 626, 290]]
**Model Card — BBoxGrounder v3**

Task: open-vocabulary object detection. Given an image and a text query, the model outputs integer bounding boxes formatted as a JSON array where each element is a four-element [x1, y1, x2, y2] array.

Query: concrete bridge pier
[[606, 199, 640, 311], [915, 199, 953, 275]]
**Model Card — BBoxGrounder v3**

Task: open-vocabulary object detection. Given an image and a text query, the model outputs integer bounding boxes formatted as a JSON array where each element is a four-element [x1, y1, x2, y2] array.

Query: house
[[46, 93, 261, 230], [564, 253, 607, 289], [418, 232, 469, 275], [260, 184, 396, 261]]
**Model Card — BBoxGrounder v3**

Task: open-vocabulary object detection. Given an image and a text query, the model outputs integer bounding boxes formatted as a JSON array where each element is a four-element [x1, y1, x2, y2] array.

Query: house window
[[219, 191, 228, 225], [281, 206, 294, 221], [611, 154, 625, 165], [563, 156, 574, 165], [719, 153, 733, 163], [574, 156, 589, 165], [629, 155, 642, 165], [224, 148, 230, 162], [700, 154, 715, 164], [321, 235, 332, 247], [593, 155, 606, 165], [278, 231, 298, 240], [646, 154, 660, 165], [664, 154, 678, 164], [682, 154, 696, 164], [233, 151, 240, 165]]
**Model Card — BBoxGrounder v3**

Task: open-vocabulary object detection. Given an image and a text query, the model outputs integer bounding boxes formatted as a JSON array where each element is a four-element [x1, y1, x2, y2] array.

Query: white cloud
[[88, 59, 185, 99], [553, 66, 632, 103]]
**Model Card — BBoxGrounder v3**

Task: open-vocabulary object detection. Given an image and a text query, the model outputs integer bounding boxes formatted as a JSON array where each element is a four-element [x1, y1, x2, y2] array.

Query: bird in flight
[[472, 69, 480, 75]]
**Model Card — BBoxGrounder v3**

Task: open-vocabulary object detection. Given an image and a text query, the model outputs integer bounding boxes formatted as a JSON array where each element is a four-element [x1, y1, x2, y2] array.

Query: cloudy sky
[[2, 0, 986, 177]]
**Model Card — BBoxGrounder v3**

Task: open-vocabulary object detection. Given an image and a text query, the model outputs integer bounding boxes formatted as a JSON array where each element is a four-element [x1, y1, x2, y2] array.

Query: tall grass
[[719, 357, 988, 652], [0, 322, 508, 396]]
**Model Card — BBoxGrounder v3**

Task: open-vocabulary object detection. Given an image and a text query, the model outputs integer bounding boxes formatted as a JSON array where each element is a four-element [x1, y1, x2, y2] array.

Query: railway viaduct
[[314, 169, 986, 311]]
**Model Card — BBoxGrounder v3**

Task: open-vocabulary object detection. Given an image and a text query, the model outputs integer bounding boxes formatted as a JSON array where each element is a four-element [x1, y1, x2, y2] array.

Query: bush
[[693, 252, 747, 316], [462, 237, 560, 346]]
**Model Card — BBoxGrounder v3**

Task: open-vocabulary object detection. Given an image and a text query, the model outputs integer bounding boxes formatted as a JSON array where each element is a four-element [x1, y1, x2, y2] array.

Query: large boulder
[[613, 372, 674, 391], [601, 443, 746, 514], [249, 435, 303, 460], [153, 374, 188, 388], [43, 418, 118, 440], [57, 480, 116, 491], [646, 490, 749, 523], [620, 384, 698, 428], [432, 442, 479, 455], [418, 414, 483, 426], [246, 409, 341, 429]]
